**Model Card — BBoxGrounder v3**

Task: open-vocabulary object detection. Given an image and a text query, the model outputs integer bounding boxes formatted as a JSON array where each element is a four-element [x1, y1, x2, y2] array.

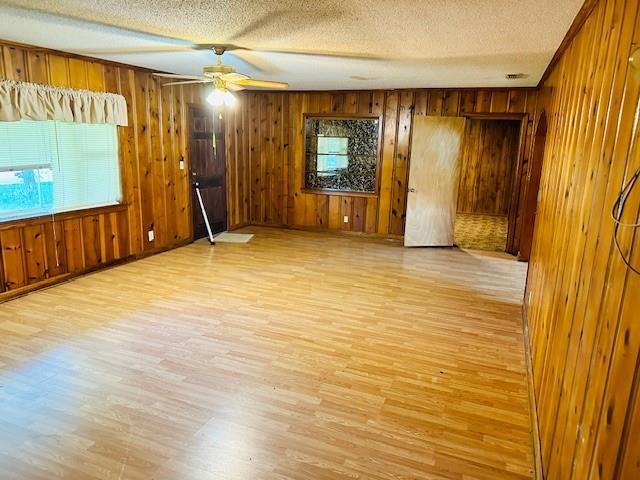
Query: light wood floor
[[0, 227, 532, 479]]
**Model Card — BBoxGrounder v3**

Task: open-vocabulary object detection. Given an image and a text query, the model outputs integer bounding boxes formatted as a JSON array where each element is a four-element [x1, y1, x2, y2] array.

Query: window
[[304, 116, 380, 193], [0, 120, 121, 221], [316, 137, 349, 176]]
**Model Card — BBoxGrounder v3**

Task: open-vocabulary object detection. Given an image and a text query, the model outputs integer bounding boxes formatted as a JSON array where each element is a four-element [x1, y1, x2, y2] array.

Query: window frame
[[302, 113, 383, 197], [0, 165, 54, 222], [0, 122, 124, 225]]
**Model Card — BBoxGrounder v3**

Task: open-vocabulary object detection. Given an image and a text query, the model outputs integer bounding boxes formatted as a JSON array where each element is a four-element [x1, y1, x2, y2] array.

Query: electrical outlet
[[179, 159, 185, 170], [148, 229, 155, 242], [343, 215, 349, 223]]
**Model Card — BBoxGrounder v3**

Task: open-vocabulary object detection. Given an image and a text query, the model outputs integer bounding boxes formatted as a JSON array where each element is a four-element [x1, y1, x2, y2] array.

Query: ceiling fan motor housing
[[203, 64, 235, 77]]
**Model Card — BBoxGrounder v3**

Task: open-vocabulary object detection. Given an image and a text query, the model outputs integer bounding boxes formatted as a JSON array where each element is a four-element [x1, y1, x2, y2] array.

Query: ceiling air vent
[[505, 73, 528, 80]]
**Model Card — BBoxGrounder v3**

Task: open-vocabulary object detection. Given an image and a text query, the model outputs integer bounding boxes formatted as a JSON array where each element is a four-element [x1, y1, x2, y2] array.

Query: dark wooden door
[[189, 105, 227, 239]]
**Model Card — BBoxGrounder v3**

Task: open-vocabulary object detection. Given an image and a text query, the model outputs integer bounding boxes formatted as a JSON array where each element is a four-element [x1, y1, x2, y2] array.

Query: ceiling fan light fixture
[[207, 87, 236, 107]]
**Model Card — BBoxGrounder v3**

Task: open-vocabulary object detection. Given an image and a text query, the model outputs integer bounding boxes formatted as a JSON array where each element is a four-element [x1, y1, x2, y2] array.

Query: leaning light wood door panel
[[404, 116, 466, 247]]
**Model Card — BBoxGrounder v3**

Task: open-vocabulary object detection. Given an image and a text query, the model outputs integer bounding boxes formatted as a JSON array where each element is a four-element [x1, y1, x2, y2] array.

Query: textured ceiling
[[0, 0, 583, 90]]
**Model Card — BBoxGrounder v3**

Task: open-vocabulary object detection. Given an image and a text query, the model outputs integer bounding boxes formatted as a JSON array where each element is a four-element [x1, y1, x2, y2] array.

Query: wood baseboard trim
[[228, 222, 252, 231], [0, 238, 193, 304], [244, 222, 404, 241], [522, 304, 544, 479]]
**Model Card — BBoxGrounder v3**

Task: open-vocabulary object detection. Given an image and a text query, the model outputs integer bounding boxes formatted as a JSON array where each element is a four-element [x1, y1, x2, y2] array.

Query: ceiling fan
[[153, 45, 288, 106]]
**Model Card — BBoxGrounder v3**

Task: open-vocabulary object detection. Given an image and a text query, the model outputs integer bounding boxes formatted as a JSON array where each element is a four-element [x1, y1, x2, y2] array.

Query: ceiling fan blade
[[232, 79, 288, 90], [220, 72, 249, 82], [161, 79, 214, 87], [227, 83, 246, 92], [71, 45, 197, 55], [153, 73, 207, 80]]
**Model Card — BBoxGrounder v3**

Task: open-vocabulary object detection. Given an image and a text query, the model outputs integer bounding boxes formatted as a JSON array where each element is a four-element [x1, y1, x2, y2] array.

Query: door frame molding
[[462, 112, 529, 255], [518, 111, 548, 261]]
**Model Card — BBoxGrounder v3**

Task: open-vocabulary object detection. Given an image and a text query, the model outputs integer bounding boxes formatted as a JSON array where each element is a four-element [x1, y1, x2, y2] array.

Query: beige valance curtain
[[0, 79, 128, 126]]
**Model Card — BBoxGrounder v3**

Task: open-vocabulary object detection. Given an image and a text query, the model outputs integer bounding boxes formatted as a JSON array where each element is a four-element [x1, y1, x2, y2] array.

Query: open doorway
[[454, 117, 521, 253], [188, 104, 227, 240]]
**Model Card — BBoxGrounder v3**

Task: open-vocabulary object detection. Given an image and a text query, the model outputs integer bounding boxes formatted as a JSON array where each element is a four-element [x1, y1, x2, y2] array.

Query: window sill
[[0, 203, 128, 229], [301, 188, 378, 198]]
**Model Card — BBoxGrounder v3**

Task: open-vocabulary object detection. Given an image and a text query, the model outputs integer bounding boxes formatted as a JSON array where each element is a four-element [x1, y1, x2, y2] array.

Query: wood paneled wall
[[225, 89, 538, 247], [457, 118, 520, 216], [0, 40, 204, 300], [525, 0, 640, 478]]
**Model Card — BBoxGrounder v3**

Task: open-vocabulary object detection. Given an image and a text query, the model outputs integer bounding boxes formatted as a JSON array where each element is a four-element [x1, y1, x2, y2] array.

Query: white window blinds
[[0, 120, 55, 170], [0, 120, 121, 221]]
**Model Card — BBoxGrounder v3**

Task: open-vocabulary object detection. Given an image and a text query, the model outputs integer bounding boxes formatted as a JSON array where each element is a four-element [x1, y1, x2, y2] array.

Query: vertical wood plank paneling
[[344, 92, 358, 114], [460, 90, 477, 114], [116, 210, 130, 259], [47, 54, 70, 87], [328, 196, 341, 230], [161, 85, 177, 242], [174, 85, 191, 241], [273, 94, 285, 225], [263, 93, 273, 224], [26, 50, 48, 84], [490, 90, 509, 112], [280, 94, 290, 226], [428, 90, 444, 116], [148, 76, 166, 246], [535, 6, 609, 473], [22, 225, 46, 284], [508, 90, 526, 113], [524, 1, 640, 479], [352, 197, 366, 232], [377, 92, 399, 234], [475, 90, 492, 113], [68, 58, 88, 89], [118, 67, 143, 254], [443, 90, 460, 116], [414, 91, 427, 116], [457, 119, 520, 215], [225, 87, 535, 236], [1, 229, 26, 290], [63, 218, 84, 274], [134, 71, 155, 250], [86, 61, 105, 91], [225, 104, 238, 227], [43, 220, 66, 278], [0, 43, 544, 299], [101, 213, 115, 264], [2, 45, 27, 81], [82, 215, 101, 268], [390, 90, 414, 235], [340, 197, 353, 230], [0, 40, 200, 301], [249, 93, 261, 223]]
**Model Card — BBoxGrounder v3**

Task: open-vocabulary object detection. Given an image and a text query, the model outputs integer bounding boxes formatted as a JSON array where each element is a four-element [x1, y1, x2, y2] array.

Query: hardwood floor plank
[[0, 227, 531, 479]]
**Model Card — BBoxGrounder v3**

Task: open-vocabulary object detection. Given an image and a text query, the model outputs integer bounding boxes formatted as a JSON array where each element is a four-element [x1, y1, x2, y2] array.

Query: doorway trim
[[462, 112, 529, 255], [518, 111, 548, 261]]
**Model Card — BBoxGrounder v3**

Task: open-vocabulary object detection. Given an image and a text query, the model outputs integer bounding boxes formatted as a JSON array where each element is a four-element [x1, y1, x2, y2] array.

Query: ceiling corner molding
[[538, 0, 600, 87]]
